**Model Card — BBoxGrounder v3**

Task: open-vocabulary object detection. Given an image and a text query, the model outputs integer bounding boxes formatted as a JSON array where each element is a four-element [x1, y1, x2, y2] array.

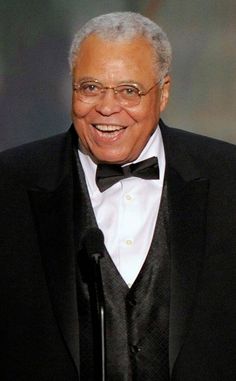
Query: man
[[0, 12, 235, 381]]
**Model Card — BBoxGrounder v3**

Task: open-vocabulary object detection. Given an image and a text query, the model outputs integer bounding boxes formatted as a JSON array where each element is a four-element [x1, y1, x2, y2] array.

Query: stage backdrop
[[1, 0, 236, 151]]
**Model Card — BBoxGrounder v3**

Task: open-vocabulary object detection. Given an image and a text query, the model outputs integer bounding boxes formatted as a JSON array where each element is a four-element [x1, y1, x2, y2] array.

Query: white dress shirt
[[79, 126, 166, 287]]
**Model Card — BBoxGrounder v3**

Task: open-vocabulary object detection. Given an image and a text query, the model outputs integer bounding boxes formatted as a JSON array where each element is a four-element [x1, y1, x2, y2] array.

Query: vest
[[74, 151, 170, 381]]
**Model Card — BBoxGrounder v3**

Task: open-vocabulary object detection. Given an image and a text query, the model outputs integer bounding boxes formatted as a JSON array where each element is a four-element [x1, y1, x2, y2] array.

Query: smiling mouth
[[92, 124, 126, 139], [92, 124, 126, 132]]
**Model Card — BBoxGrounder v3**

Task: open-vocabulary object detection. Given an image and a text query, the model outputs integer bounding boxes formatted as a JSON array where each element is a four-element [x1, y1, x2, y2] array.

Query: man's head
[[69, 12, 172, 164]]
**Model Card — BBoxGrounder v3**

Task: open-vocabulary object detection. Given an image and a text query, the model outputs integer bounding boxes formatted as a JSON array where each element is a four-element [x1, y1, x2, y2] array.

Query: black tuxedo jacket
[[0, 120, 236, 380]]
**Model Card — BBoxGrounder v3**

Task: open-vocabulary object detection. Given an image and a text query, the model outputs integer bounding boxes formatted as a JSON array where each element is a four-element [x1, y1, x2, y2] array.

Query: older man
[[0, 12, 235, 381]]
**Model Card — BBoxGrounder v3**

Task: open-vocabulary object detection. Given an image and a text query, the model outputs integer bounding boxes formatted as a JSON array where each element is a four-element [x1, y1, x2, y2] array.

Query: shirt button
[[125, 194, 132, 201], [126, 239, 133, 246], [130, 345, 142, 354]]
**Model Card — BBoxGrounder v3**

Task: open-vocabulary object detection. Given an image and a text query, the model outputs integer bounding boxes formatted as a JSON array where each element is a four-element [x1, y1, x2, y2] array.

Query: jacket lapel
[[27, 130, 80, 375], [167, 167, 209, 376], [160, 122, 209, 376]]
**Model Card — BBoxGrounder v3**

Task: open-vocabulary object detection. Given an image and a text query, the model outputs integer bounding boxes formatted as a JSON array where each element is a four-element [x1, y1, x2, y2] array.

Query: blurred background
[[1, 0, 236, 151]]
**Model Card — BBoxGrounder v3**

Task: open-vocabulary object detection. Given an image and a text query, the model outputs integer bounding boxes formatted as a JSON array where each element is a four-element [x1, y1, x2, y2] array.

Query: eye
[[118, 85, 140, 97], [79, 82, 102, 95]]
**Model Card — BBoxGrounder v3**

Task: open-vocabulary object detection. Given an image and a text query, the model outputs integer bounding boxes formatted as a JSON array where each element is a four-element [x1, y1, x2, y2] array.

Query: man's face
[[72, 34, 170, 164]]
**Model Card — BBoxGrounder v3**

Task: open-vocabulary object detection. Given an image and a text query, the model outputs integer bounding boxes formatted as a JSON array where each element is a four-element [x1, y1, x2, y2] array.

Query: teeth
[[94, 124, 124, 132]]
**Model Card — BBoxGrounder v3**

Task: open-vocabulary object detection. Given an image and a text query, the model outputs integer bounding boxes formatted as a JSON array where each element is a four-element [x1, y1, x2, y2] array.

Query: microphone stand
[[89, 252, 106, 381]]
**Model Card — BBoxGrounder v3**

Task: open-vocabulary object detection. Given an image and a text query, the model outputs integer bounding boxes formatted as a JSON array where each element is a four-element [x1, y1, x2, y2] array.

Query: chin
[[93, 151, 129, 165]]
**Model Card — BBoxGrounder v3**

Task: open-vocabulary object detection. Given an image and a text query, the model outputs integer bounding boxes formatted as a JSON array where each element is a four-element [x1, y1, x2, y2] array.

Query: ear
[[160, 75, 171, 112]]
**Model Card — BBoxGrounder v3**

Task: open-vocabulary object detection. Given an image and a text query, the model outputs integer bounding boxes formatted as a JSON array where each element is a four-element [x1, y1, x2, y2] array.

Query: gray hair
[[69, 12, 172, 83]]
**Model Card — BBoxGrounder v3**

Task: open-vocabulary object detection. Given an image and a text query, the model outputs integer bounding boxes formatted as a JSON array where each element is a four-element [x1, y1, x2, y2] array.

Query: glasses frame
[[73, 79, 161, 106]]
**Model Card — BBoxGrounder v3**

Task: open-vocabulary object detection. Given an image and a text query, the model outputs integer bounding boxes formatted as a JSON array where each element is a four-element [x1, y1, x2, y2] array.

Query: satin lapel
[[167, 167, 209, 375], [73, 149, 98, 252], [160, 122, 209, 376], [28, 171, 80, 374]]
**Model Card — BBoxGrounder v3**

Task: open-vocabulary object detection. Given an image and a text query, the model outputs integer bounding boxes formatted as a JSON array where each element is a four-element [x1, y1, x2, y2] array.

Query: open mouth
[[92, 124, 126, 138]]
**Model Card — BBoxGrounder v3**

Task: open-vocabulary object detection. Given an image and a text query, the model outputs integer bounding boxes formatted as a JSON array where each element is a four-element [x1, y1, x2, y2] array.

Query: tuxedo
[[0, 120, 236, 380]]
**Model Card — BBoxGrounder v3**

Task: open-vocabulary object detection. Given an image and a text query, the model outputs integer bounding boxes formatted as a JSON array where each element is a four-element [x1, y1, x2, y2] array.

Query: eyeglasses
[[73, 79, 160, 107]]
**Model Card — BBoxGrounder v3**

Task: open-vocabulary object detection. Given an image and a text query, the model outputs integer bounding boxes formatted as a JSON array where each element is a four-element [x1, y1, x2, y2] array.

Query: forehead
[[73, 34, 157, 83]]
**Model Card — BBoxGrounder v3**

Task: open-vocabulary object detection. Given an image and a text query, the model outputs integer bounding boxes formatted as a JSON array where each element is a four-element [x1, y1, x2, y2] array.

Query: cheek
[[72, 97, 92, 119], [72, 101, 94, 149], [127, 100, 159, 133]]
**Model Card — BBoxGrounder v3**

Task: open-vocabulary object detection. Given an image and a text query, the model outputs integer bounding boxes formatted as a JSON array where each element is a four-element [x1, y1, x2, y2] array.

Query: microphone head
[[82, 227, 105, 260]]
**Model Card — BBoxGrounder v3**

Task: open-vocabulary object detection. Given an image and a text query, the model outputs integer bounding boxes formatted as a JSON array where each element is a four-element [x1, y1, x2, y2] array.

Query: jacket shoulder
[[160, 120, 236, 170], [0, 131, 71, 187], [159, 120, 236, 190], [161, 120, 235, 149]]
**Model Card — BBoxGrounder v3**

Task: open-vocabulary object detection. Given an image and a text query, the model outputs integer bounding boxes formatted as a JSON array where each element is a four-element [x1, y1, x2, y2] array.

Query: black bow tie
[[96, 156, 159, 192]]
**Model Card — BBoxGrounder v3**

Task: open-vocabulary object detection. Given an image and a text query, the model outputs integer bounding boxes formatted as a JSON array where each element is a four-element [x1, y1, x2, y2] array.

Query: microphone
[[82, 228, 106, 381], [82, 227, 105, 263]]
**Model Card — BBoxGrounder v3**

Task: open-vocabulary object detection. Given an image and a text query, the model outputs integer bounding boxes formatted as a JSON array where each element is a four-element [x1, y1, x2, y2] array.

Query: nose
[[95, 88, 122, 115]]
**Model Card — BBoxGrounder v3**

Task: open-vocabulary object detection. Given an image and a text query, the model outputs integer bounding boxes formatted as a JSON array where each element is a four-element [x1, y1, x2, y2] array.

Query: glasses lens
[[74, 81, 101, 103], [116, 85, 140, 106]]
